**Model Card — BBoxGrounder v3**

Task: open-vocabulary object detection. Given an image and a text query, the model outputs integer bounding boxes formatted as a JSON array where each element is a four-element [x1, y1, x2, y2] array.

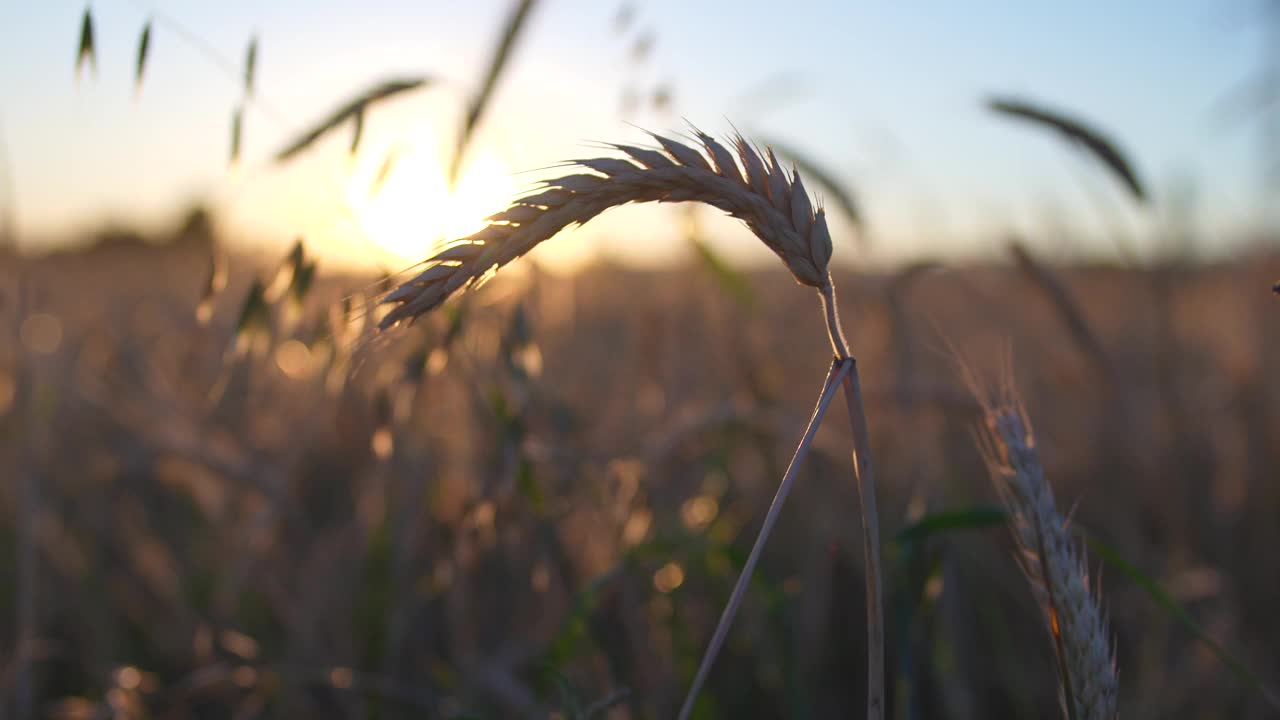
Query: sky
[[0, 0, 1275, 272]]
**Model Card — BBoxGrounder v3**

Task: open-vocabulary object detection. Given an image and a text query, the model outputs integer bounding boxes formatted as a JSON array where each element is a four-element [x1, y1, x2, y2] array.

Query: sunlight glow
[[349, 140, 517, 262]]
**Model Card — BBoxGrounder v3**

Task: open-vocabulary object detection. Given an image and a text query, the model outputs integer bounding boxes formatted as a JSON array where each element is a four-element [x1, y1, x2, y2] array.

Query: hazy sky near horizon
[[0, 0, 1274, 271]]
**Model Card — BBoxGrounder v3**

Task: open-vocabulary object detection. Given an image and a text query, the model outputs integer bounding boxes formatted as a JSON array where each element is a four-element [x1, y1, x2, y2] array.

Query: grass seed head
[[379, 129, 835, 328]]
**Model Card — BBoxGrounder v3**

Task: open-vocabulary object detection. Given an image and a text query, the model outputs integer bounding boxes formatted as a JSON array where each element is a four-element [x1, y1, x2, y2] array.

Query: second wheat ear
[[380, 128, 886, 720]]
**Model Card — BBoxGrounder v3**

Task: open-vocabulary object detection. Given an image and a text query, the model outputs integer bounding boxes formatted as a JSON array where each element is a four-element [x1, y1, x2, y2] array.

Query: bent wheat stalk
[[974, 374, 1118, 720], [380, 129, 884, 719]]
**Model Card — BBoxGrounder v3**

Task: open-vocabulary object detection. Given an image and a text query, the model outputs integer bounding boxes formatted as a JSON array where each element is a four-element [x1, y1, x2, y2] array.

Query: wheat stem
[[840, 362, 885, 720], [821, 280, 885, 720], [378, 129, 887, 718], [676, 359, 851, 720], [819, 280, 851, 360]]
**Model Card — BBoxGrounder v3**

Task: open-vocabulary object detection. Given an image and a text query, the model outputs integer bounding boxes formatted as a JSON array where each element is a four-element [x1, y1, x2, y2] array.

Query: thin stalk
[[840, 365, 885, 720], [822, 279, 885, 720], [820, 280, 851, 360], [677, 359, 852, 720]]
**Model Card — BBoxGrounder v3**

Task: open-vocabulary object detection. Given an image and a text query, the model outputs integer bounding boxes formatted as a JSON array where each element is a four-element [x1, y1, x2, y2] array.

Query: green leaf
[[274, 78, 432, 163], [987, 96, 1148, 204], [75, 7, 96, 81], [893, 506, 1009, 546], [134, 20, 152, 93], [1082, 531, 1280, 710], [449, 0, 538, 184]]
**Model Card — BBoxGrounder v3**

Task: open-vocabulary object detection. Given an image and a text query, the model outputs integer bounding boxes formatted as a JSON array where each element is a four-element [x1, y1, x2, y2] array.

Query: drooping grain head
[[379, 129, 834, 328]]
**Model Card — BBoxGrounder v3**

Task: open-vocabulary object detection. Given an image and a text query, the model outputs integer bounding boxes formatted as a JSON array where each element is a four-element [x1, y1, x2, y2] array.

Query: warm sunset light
[[347, 141, 518, 262], [6, 2, 1279, 717]]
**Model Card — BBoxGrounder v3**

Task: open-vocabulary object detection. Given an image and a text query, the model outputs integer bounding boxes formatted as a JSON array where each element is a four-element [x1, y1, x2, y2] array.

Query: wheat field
[[3, 2, 1280, 717], [2, 215, 1278, 717]]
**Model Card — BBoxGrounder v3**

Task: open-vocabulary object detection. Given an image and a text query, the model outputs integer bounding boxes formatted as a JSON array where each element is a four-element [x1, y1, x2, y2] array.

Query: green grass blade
[[1082, 531, 1280, 710], [892, 507, 1009, 547], [274, 78, 432, 162], [448, 0, 538, 185], [134, 21, 152, 93], [244, 36, 258, 97], [987, 95, 1147, 205], [230, 105, 243, 168], [76, 7, 97, 81]]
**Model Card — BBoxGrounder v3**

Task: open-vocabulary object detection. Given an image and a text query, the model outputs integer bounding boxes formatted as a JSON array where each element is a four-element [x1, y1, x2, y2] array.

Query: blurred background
[[1, 1, 1279, 718]]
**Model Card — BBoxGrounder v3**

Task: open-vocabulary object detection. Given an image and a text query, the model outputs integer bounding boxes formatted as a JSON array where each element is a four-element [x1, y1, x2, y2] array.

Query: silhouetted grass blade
[[244, 36, 258, 97], [370, 148, 400, 196], [274, 78, 431, 163], [759, 135, 867, 248], [988, 96, 1147, 204], [134, 20, 152, 93], [76, 7, 97, 81], [230, 106, 243, 167], [235, 278, 270, 341], [449, 0, 538, 185], [350, 105, 365, 156]]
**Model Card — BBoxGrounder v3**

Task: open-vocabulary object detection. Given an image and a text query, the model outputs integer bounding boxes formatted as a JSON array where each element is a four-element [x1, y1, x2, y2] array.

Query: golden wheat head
[[379, 129, 834, 328]]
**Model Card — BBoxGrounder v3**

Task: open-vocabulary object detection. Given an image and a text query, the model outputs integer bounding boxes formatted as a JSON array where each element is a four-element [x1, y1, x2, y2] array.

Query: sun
[[348, 140, 517, 262]]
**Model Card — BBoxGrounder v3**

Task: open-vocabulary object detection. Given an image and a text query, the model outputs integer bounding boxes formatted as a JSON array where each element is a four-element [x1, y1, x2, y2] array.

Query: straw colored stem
[[822, 279, 886, 720], [819, 280, 851, 360], [677, 359, 851, 720], [840, 361, 885, 720]]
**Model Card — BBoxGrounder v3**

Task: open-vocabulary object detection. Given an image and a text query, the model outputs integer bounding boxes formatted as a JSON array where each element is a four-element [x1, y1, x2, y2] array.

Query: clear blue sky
[[0, 0, 1274, 269]]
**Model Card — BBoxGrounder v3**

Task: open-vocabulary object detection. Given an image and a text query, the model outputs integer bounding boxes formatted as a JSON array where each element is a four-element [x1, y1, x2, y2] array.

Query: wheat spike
[[379, 129, 834, 328], [975, 376, 1118, 720]]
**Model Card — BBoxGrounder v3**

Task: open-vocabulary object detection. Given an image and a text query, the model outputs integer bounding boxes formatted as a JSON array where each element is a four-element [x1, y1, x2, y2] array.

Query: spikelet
[[974, 374, 1118, 720], [380, 129, 834, 328]]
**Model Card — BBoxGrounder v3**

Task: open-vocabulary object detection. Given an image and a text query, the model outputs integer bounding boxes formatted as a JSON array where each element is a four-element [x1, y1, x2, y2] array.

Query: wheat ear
[[975, 375, 1118, 720], [379, 129, 833, 327], [381, 129, 883, 720]]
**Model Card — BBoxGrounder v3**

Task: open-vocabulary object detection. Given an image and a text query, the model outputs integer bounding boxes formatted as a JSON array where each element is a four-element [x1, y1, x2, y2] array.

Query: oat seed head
[[379, 129, 835, 328]]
